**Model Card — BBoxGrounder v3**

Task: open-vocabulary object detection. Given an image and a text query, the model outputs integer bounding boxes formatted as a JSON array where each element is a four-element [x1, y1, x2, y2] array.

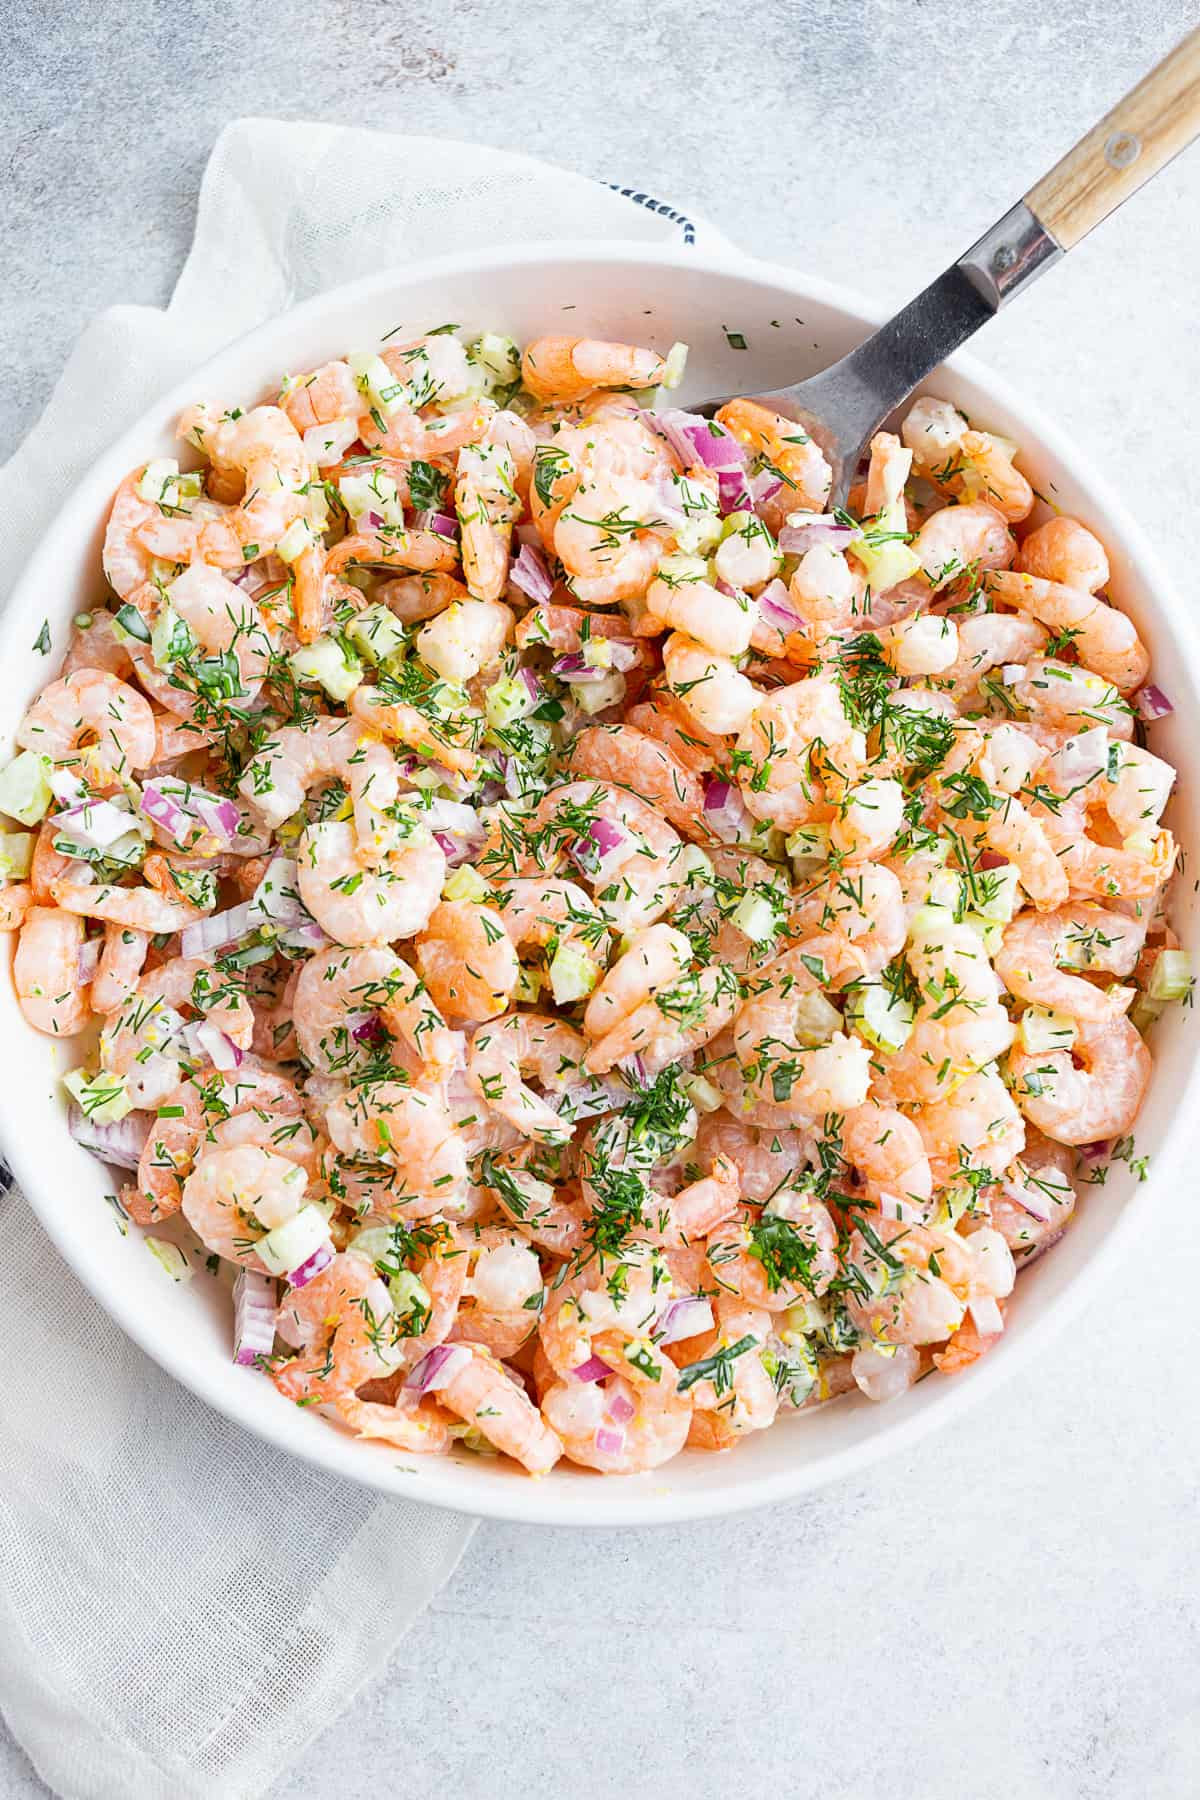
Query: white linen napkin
[[0, 120, 707, 1800]]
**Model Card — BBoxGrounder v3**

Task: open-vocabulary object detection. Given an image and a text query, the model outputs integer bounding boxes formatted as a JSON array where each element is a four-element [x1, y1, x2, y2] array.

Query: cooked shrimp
[[325, 1082, 468, 1207], [14, 906, 89, 1036], [452, 1226, 544, 1360], [272, 1251, 400, 1405], [179, 402, 309, 563], [662, 633, 759, 737], [1015, 516, 1109, 592], [995, 904, 1147, 1021], [102, 469, 200, 600], [296, 820, 445, 946], [1008, 1013, 1151, 1146], [986, 569, 1150, 694], [292, 944, 458, 1078], [911, 499, 1014, 591], [585, 959, 738, 1080], [842, 1099, 934, 1218], [182, 1144, 306, 1267], [347, 683, 479, 778], [521, 337, 667, 404], [436, 1345, 563, 1473], [17, 669, 156, 779], [716, 398, 833, 512], [414, 899, 520, 1023], [466, 1012, 587, 1143], [567, 724, 709, 840], [91, 924, 150, 1015], [49, 879, 203, 933]]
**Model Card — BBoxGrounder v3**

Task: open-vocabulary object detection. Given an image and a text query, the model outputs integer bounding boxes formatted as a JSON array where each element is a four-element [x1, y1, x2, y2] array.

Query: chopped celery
[[485, 672, 538, 730], [146, 1237, 192, 1281], [289, 636, 362, 702], [443, 864, 489, 903], [513, 964, 543, 1005], [662, 341, 688, 389], [274, 518, 313, 564], [347, 350, 405, 416], [1018, 1007, 1078, 1054], [851, 528, 921, 594], [389, 1268, 430, 1319], [961, 914, 1004, 957], [471, 333, 521, 384], [0, 830, 33, 879], [791, 990, 842, 1047], [0, 750, 53, 826], [974, 862, 1021, 924], [347, 1224, 393, 1265], [786, 822, 830, 867], [1148, 949, 1193, 1003], [338, 470, 405, 528], [574, 671, 626, 715], [682, 1072, 723, 1115], [548, 942, 599, 1005], [64, 1067, 133, 1124], [731, 888, 781, 944], [257, 1200, 329, 1279], [845, 981, 914, 1052], [151, 604, 197, 669], [347, 604, 408, 668]]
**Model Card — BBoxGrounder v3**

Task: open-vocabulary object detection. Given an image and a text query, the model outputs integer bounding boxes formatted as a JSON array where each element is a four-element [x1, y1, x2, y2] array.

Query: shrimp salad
[[1, 324, 1188, 1478]]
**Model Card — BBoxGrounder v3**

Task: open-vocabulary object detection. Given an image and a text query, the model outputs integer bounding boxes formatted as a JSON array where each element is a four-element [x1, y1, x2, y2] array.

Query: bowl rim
[[5, 235, 1199, 1527]]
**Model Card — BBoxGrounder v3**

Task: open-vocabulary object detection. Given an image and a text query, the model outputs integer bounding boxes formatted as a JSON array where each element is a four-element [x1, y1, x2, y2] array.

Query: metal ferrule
[[958, 201, 1064, 309]]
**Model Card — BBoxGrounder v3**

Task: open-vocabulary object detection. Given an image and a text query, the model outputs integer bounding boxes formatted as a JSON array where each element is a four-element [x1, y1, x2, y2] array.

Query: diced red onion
[[518, 664, 542, 703], [234, 1268, 278, 1366], [54, 798, 142, 852], [351, 1012, 386, 1045], [607, 640, 640, 672], [141, 780, 265, 855], [1134, 684, 1174, 722], [552, 652, 610, 684], [778, 513, 861, 554], [553, 1074, 634, 1123], [68, 1103, 150, 1172], [572, 1354, 612, 1383], [617, 1052, 648, 1088], [510, 543, 554, 604], [286, 1239, 335, 1290], [193, 1022, 244, 1072], [716, 467, 753, 515], [366, 510, 385, 530], [180, 900, 258, 959], [569, 815, 628, 879], [748, 467, 783, 505], [978, 851, 1009, 871], [77, 937, 103, 984], [594, 1426, 626, 1456], [406, 1343, 471, 1393], [138, 783, 191, 848], [656, 1296, 715, 1345], [968, 1295, 1004, 1336], [1080, 1139, 1111, 1161], [1044, 726, 1110, 788], [250, 854, 306, 928], [1001, 1177, 1051, 1223], [608, 1390, 635, 1425], [756, 577, 804, 635], [649, 408, 747, 476], [415, 510, 460, 539], [277, 919, 328, 952], [702, 773, 751, 844], [49, 768, 89, 806]]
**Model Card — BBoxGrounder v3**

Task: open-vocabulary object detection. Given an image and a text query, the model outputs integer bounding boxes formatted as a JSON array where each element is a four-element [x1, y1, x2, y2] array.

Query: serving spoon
[[698, 25, 1200, 506]]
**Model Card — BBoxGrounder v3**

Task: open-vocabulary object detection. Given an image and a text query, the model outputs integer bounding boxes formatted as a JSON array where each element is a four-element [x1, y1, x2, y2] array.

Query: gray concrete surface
[[2, 2, 1199, 1796]]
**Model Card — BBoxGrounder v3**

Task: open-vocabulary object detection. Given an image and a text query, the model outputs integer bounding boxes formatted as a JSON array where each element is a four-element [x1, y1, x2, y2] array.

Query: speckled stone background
[[2, 2, 1199, 1796]]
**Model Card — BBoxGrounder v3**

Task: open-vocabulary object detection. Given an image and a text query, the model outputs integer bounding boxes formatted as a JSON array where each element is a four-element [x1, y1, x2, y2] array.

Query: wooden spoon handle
[[1026, 26, 1200, 250]]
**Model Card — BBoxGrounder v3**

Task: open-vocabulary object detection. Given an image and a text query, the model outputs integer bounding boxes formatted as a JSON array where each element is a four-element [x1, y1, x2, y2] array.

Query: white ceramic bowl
[[3, 242, 1196, 1527]]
